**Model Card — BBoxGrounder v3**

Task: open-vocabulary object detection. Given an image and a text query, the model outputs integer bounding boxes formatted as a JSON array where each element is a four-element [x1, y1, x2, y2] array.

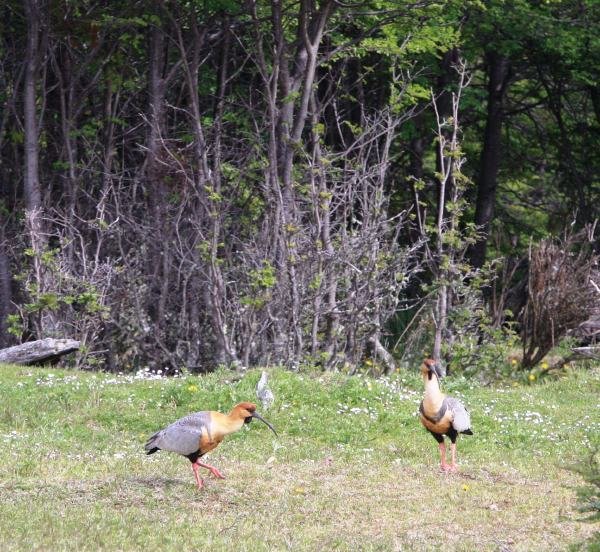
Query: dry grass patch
[[0, 456, 593, 551]]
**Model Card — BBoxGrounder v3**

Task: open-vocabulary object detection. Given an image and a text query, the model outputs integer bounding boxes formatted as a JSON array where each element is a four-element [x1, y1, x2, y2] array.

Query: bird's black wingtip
[[145, 447, 160, 455], [462, 429, 473, 435]]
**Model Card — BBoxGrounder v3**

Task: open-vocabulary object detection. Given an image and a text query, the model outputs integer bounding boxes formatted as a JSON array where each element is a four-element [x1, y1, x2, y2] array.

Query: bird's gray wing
[[146, 412, 211, 456], [446, 397, 471, 433]]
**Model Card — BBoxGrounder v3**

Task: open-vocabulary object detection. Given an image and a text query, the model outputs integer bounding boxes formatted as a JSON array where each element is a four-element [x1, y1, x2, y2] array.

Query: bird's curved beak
[[252, 412, 278, 437]]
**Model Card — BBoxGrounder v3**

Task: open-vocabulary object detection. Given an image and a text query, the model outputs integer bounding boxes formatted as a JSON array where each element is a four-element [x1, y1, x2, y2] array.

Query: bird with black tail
[[145, 402, 277, 489], [419, 359, 473, 473]]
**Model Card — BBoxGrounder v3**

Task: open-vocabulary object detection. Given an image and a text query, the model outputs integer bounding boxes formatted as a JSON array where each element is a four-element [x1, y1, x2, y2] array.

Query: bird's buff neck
[[212, 411, 246, 435], [423, 372, 444, 406]]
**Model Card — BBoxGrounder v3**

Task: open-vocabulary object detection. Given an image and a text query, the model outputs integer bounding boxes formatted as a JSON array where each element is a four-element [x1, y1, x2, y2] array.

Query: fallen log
[[0, 338, 80, 366], [571, 346, 600, 359], [541, 345, 600, 374]]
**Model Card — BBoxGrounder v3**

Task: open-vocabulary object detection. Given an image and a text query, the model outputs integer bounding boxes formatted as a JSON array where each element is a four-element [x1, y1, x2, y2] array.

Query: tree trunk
[[24, 0, 52, 337], [432, 283, 448, 364], [470, 52, 511, 269], [24, 0, 42, 215], [435, 48, 459, 217], [588, 85, 600, 127], [368, 335, 397, 375], [146, 22, 169, 321], [0, 223, 11, 347]]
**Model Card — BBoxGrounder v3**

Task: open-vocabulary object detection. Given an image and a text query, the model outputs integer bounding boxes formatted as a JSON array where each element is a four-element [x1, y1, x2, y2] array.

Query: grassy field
[[0, 362, 598, 551]]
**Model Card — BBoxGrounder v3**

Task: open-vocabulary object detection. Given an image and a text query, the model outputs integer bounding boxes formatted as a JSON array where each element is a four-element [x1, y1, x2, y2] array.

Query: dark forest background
[[0, 0, 598, 374]]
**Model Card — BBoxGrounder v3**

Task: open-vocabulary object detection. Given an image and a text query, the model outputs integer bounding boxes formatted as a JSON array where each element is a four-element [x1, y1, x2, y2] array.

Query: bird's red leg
[[196, 460, 225, 479], [191, 463, 204, 489], [439, 442, 451, 472], [448, 442, 458, 472]]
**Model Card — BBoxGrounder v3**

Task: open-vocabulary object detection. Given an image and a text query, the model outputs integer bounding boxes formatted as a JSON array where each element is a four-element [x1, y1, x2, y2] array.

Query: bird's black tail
[[144, 430, 162, 454], [461, 429, 473, 435]]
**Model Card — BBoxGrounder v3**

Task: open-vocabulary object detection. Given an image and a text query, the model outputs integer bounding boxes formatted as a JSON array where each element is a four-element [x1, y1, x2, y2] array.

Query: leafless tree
[[412, 60, 474, 367]]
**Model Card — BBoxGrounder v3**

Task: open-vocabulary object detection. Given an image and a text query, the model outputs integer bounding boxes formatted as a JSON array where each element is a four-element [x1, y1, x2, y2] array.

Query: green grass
[[0, 363, 598, 550]]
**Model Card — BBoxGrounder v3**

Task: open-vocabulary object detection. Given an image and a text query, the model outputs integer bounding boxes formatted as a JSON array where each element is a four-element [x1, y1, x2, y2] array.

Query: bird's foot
[[440, 463, 458, 473], [196, 461, 226, 480], [192, 464, 205, 489], [209, 467, 225, 479]]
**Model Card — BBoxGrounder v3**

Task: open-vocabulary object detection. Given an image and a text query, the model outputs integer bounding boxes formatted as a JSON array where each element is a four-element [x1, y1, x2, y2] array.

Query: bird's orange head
[[421, 358, 444, 379], [231, 402, 258, 420], [230, 402, 278, 436]]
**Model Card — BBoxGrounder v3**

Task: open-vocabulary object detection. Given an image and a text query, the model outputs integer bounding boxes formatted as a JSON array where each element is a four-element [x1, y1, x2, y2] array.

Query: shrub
[[521, 229, 598, 368]]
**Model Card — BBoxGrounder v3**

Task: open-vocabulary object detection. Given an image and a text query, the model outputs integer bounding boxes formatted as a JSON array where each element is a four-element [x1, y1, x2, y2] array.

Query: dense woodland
[[0, 0, 598, 374]]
